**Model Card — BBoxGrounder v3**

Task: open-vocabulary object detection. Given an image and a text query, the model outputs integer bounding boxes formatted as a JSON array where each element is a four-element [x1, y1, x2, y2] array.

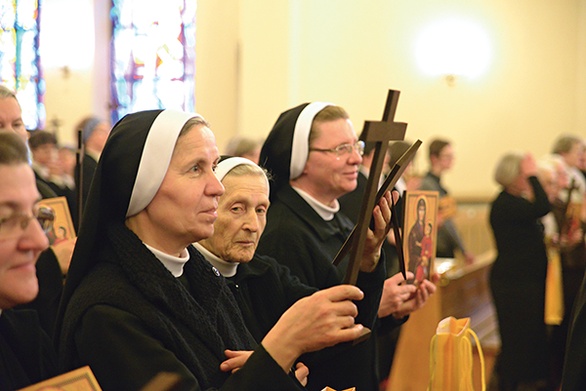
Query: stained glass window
[[0, 0, 44, 130], [110, 0, 196, 123]]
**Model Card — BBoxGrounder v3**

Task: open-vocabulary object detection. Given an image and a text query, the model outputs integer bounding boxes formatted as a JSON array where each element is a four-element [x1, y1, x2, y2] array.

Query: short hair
[[309, 105, 350, 145], [428, 138, 450, 160], [552, 134, 583, 155], [494, 151, 524, 187], [0, 131, 29, 165], [28, 130, 58, 150]]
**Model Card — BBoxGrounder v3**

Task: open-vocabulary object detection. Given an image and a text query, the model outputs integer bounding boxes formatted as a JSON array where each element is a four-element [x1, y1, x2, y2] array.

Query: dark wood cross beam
[[334, 140, 422, 281], [341, 90, 407, 285]]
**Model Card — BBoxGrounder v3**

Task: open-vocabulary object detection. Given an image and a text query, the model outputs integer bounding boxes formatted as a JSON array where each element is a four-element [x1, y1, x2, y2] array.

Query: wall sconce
[[414, 17, 492, 86]]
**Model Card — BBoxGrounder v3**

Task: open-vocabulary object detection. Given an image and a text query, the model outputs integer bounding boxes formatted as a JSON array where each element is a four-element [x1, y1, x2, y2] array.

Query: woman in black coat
[[489, 152, 551, 391]]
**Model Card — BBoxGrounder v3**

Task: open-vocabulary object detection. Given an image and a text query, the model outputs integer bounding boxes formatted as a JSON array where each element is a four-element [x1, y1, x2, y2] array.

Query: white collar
[[31, 161, 49, 179], [193, 242, 239, 277], [143, 243, 189, 277], [292, 186, 340, 221]]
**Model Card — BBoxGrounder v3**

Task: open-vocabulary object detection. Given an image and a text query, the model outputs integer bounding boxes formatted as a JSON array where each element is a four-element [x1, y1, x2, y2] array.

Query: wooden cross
[[341, 90, 407, 285]]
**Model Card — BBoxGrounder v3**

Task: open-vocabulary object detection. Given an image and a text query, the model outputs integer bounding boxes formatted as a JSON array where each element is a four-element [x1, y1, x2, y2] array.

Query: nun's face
[[201, 173, 269, 263], [133, 125, 224, 254], [302, 118, 362, 204], [0, 163, 48, 309]]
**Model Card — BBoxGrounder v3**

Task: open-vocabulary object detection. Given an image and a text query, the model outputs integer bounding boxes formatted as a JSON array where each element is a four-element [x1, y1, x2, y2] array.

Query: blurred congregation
[[1, 1, 586, 390]]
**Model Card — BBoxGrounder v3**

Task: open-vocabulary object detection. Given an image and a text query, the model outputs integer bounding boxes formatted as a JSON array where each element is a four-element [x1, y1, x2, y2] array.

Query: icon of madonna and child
[[403, 191, 439, 284]]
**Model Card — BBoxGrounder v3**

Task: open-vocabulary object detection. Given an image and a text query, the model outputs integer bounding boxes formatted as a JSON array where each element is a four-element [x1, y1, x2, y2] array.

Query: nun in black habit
[[56, 109, 365, 390], [256, 103, 390, 391]]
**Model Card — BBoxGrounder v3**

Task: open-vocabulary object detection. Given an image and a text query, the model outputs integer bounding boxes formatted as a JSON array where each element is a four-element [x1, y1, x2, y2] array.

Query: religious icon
[[38, 196, 76, 245], [402, 190, 439, 284], [18, 365, 101, 390]]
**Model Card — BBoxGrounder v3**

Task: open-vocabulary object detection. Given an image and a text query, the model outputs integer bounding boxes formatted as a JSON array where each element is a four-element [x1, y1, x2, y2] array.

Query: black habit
[[0, 309, 58, 390]]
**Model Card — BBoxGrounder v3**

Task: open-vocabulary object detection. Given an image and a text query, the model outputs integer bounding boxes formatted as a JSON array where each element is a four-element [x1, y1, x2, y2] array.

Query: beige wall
[[43, 0, 586, 198], [194, 0, 239, 151], [233, 0, 585, 198]]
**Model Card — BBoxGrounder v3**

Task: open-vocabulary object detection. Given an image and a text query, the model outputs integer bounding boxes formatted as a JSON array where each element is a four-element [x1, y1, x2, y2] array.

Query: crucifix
[[340, 90, 407, 285]]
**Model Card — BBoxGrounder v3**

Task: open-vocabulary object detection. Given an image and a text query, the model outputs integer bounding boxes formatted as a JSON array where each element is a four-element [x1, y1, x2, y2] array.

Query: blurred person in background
[[489, 152, 551, 391], [419, 138, 474, 264]]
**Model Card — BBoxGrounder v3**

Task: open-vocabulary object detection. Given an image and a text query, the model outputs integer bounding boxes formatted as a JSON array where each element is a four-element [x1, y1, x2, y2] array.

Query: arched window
[[0, 0, 44, 130], [110, 0, 196, 123]]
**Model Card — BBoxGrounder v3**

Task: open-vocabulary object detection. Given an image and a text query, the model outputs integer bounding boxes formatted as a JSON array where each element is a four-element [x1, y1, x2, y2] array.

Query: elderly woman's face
[[138, 125, 224, 252], [202, 173, 269, 263]]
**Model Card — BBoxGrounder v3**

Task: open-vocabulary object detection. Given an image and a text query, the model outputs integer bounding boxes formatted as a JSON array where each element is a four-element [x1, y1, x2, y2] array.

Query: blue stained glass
[[110, 0, 196, 123], [0, 0, 43, 130]]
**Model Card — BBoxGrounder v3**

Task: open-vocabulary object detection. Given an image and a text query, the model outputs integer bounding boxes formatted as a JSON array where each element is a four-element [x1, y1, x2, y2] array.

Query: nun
[[195, 156, 386, 388], [256, 103, 436, 391], [56, 109, 366, 390]]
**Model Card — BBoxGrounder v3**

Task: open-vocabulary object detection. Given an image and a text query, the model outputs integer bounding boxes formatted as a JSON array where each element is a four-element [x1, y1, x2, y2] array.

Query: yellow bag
[[544, 246, 564, 325], [427, 317, 485, 391]]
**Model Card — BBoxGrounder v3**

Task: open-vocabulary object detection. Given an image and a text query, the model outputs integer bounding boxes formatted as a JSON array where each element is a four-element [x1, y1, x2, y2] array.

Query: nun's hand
[[220, 349, 253, 373], [260, 285, 364, 373], [392, 274, 439, 319], [361, 190, 394, 272], [294, 362, 309, 386], [378, 272, 416, 318]]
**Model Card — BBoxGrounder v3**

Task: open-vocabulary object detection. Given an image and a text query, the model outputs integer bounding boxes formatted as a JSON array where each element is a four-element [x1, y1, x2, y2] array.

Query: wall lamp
[[414, 17, 492, 86]]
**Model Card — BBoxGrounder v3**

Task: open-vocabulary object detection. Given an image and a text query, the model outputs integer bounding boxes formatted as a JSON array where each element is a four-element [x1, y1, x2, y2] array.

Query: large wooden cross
[[341, 90, 407, 285]]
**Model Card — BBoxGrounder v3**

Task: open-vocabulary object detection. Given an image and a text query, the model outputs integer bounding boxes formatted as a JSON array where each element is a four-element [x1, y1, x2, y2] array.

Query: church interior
[[3, 0, 585, 390]]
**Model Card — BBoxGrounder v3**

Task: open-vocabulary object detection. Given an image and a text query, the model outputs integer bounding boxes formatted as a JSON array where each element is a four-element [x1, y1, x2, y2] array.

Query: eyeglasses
[[0, 206, 55, 238], [309, 140, 365, 158]]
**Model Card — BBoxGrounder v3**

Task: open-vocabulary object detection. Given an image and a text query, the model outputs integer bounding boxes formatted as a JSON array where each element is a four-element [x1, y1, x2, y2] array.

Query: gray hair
[[552, 134, 583, 154], [494, 151, 524, 188], [225, 162, 271, 182]]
